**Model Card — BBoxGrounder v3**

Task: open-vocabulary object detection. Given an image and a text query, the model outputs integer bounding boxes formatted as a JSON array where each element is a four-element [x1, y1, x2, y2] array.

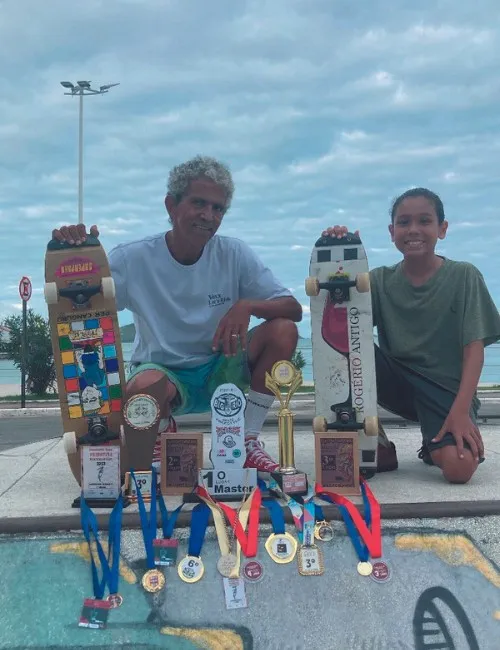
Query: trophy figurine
[[266, 360, 308, 497]]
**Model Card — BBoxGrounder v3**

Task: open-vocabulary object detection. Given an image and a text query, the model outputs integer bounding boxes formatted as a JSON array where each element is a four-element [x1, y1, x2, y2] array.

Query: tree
[[292, 349, 306, 372], [0, 309, 56, 395]]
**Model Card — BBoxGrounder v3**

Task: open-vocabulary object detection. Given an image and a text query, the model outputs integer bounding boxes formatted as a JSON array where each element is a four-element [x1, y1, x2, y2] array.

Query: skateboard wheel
[[364, 416, 379, 437], [313, 416, 328, 432], [305, 276, 320, 297], [44, 282, 59, 305], [101, 276, 116, 300], [355, 273, 370, 293], [62, 431, 77, 455]]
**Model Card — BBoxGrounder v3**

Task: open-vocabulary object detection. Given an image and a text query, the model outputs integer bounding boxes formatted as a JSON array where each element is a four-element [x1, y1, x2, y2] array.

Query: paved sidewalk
[[1, 423, 499, 533]]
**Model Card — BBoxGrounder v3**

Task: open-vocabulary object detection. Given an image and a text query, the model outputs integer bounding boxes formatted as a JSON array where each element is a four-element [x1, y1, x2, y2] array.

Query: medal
[[178, 502, 210, 584], [79, 493, 124, 624], [297, 544, 325, 576], [316, 478, 382, 574], [132, 467, 167, 593], [178, 555, 205, 583], [243, 559, 264, 583], [265, 532, 298, 564], [357, 561, 373, 577], [262, 497, 298, 563], [217, 553, 238, 578], [314, 521, 334, 542], [154, 491, 184, 567], [142, 568, 166, 592], [314, 504, 333, 541], [106, 593, 123, 608]]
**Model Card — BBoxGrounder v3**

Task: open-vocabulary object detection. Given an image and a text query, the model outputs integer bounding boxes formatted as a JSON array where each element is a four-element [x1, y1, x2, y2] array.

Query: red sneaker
[[244, 437, 279, 473]]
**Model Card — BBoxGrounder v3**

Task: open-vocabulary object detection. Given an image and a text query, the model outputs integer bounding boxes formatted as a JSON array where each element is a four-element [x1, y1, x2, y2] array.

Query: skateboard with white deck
[[305, 231, 379, 478]]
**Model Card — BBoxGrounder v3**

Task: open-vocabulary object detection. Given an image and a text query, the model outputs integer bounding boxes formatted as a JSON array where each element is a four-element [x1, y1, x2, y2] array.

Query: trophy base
[[195, 467, 258, 502], [71, 495, 127, 509], [269, 469, 308, 497]]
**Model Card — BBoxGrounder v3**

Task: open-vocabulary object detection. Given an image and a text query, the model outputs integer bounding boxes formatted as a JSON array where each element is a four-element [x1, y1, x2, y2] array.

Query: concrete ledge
[[2, 499, 500, 534]]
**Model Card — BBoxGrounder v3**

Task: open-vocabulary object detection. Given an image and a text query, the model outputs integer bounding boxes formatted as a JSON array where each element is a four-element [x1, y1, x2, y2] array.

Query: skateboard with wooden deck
[[305, 231, 379, 478], [44, 233, 128, 486]]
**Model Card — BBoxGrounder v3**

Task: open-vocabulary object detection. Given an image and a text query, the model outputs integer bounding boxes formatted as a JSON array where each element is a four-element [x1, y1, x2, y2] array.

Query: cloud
[[0, 0, 499, 345]]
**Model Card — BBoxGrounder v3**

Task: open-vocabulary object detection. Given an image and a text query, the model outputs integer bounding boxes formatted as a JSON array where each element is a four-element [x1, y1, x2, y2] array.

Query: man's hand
[[52, 223, 100, 245], [432, 407, 484, 462], [322, 225, 360, 238], [212, 300, 252, 357]]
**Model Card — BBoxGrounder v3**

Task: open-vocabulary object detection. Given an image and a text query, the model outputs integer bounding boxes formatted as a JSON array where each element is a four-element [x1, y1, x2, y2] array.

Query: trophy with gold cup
[[266, 360, 308, 497]]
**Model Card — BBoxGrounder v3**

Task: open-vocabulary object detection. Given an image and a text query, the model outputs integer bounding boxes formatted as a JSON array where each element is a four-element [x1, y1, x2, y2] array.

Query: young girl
[[323, 187, 500, 484]]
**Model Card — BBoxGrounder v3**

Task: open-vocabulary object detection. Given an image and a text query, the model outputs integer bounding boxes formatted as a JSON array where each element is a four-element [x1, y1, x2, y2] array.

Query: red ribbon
[[195, 485, 262, 558], [315, 478, 382, 558]]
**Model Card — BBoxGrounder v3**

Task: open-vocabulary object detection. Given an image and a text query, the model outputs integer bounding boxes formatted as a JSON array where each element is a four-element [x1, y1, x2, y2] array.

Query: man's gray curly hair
[[167, 155, 235, 210]]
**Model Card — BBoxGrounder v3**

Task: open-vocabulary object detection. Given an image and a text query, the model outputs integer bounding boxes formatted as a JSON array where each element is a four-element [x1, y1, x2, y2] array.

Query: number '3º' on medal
[[298, 544, 325, 576], [178, 555, 205, 583]]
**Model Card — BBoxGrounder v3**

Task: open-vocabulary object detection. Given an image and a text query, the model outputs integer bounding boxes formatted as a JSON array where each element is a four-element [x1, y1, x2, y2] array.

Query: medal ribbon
[[106, 494, 124, 595], [131, 467, 157, 569], [187, 502, 211, 557], [315, 478, 381, 558], [217, 487, 262, 558], [157, 491, 184, 540], [268, 480, 304, 541], [314, 504, 326, 522], [195, 489, 231, 557], [299, 486, 316, 547], [261, 497, 287, 534], [80, 494, 123, 599]]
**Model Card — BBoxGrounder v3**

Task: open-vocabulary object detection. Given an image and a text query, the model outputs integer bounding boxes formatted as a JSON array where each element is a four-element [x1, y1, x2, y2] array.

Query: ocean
[[1, 338, 499, 387]]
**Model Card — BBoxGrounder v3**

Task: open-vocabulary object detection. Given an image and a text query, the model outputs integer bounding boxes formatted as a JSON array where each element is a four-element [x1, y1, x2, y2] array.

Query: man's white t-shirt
[[108, 232, 292, 369]]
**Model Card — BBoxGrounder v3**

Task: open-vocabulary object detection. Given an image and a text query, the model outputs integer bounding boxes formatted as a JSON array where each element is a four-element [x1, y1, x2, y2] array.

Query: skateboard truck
[[305, 274, 370, 303], [59, 280, 101, 307], [81, 416, 119, 446]]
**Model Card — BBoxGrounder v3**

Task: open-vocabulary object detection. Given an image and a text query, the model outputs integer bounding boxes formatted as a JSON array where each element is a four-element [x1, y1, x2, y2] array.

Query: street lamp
[[60, 80, 120, 223]]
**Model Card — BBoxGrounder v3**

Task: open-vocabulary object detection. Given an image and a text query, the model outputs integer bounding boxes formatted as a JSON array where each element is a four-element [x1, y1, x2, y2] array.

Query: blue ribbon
[[314, 504, 326, 522], [317, 483, 372, 563], [157, 491, 184, 539], [261, 498, 286, 535], [106, 495, 123, 595], [80, 494, 123, 599], [187, 502, 211, 556], [131, 467, 157, 569]]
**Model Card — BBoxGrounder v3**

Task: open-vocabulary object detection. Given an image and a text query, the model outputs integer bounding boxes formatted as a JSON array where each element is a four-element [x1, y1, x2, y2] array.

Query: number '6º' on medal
[[141, 568, 165, 593], [265, 532, 297, 564], [178, 555, 205, 583]]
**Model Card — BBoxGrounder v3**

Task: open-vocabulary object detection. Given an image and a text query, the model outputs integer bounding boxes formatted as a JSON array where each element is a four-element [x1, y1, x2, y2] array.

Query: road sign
[[19, 276, 32, 302]]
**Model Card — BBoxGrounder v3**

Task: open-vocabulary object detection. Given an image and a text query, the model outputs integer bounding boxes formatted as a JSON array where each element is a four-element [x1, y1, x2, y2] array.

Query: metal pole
[[78, 90, 84, 224], [21, 300, 27, 408]]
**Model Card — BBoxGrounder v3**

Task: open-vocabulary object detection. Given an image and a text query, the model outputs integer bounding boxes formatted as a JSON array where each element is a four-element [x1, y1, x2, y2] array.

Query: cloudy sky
[[1, 0, 500, 339]]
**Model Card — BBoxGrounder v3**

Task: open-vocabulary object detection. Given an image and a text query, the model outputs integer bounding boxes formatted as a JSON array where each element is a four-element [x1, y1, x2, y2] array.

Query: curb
[[2, 500, 500, 534]]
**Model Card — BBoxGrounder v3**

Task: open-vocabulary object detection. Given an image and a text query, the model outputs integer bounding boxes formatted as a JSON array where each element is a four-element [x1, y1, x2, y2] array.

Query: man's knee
[[126, 369, 177, 403], [431, 446, 478, 484], [262, 318, 298, 350]]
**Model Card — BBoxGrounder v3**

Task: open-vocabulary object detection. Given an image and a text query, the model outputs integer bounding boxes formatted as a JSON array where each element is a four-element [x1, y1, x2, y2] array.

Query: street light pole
[[78, 91, 84, 223], [60, 80, 120, 224]]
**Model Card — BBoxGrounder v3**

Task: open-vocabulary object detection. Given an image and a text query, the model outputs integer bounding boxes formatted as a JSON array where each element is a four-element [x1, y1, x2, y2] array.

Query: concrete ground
[[0, 401, 499, 649]]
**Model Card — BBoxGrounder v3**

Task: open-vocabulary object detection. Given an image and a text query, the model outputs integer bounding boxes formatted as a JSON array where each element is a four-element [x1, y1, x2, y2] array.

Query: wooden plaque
[[314, 431, 360, 495], [160, 432, 204, 496]]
